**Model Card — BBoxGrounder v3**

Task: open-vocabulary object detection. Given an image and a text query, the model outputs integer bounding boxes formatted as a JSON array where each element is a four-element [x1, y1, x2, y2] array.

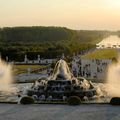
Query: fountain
[[49, 59, 73, 80], [25, 59, 97, 101], [0, 58, 20, 102], [0, 58, 111, 103], [0, 59, 13, 92], [106, 58, 120, 97]]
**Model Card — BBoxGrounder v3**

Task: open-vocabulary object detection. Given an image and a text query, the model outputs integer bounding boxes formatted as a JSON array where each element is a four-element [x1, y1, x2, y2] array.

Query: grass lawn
[[82, 49, 118, 59], [13, 65, 46, 74]]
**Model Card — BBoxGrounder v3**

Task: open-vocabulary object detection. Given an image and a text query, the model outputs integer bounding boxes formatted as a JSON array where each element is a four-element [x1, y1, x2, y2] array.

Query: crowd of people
[[71, 56, 111, 79]]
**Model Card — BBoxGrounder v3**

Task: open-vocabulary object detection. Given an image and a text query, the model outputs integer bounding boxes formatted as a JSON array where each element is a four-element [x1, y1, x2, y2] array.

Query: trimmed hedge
[[67, 96, 81, 105], [110, 97, 120, 105], [20, 96, 34, 105]]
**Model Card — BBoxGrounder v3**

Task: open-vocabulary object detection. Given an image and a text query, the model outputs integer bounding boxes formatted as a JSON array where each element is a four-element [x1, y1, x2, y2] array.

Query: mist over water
[[106, 58, 120, 97], [0, 59, 13, 92]]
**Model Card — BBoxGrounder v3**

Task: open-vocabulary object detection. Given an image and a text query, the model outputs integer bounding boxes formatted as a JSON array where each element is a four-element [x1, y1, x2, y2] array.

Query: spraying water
[[0, 59, 13, 92], [106, 58, 120, 97], [49, 59, 73, 80]]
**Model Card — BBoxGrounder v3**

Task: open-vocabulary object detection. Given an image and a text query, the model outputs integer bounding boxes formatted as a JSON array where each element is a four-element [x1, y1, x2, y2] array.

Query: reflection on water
[[96, 35, 120, 49]]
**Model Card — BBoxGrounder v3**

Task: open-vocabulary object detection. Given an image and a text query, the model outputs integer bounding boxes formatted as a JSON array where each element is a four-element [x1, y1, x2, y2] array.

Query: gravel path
[[0, 104, 119, 120]]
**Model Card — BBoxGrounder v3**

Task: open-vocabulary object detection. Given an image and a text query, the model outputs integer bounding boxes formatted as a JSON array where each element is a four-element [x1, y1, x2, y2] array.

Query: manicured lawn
[[82, 49, 118, 59], [13, 65, 46, 74]]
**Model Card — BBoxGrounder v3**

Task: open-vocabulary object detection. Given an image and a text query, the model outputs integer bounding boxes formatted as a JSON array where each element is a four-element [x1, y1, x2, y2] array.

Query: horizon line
[[0, 25, 119, 32]]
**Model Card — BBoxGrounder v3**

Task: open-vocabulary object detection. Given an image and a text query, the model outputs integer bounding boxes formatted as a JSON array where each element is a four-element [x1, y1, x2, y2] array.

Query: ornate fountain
[[26, 59, 96, 101]]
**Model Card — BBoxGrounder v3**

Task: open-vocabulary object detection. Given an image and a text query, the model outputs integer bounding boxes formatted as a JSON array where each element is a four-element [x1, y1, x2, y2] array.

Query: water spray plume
[[50, 59, 73, 80], [106, 56, 120, 97], [0, 58, 13, 92]]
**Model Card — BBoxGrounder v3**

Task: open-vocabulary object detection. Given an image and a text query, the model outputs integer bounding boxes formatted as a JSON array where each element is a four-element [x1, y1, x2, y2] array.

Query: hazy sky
[[1, 0, 120, 30]]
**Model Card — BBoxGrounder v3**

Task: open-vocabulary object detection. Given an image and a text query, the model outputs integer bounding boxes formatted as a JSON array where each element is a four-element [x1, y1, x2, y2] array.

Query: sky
[[0, 0, 120, 30]]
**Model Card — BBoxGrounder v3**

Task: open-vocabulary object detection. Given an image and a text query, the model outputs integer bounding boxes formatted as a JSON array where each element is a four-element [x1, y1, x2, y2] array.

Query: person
[[47, 95, 53, 101], [83, 96, 89, 102], [63, 96, 67, 101], [32, 95, 38, 100], [94, 73, 97, 78]]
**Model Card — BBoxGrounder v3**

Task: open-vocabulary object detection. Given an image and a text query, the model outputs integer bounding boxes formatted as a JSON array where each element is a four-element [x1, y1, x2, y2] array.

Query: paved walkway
[[0, 104, 119, 120]]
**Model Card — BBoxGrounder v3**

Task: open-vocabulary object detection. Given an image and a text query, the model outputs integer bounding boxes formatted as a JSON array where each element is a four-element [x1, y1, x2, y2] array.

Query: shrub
[[67, 96, 81, 105], [110, 97, 120, 105], [20, 96, 34, 104]]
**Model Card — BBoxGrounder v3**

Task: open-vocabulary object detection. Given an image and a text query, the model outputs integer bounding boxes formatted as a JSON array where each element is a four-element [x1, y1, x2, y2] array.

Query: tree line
[[0, 26, 110, 61]]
